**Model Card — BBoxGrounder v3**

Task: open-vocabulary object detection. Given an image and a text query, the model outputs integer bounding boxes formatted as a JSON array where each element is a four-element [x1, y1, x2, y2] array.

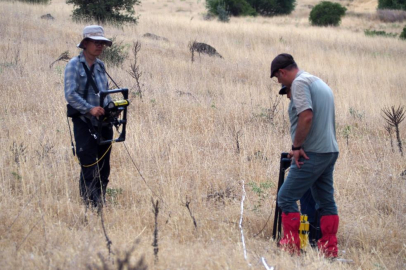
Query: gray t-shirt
[[289, 71, 339, 153]]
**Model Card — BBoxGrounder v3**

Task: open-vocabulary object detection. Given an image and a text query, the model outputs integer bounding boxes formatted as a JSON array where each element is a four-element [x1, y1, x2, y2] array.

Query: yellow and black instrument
[[98, 88, 130, 145]]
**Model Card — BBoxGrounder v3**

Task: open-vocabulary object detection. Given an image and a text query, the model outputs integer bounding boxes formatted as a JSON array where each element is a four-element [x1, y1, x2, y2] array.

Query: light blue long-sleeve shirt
[[64, 52, 111, 126]]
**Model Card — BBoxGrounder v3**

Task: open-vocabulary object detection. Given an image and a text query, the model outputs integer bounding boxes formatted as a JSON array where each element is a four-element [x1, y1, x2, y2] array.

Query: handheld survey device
[[97, 88, 129, 145]]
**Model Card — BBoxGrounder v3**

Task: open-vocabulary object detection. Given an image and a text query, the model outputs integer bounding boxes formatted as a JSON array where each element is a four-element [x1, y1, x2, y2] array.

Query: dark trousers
[[72, 117, 113, 207]]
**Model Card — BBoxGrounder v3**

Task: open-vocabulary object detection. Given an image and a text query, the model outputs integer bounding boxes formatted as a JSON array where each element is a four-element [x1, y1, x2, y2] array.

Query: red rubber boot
[[280, 212, 301, 255], [318, 215, 339, 258]]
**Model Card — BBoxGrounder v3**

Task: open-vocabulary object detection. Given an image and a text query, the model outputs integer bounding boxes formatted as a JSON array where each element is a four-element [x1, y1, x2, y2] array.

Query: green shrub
[[66, 0, 140, 25], [99, 38, 128, 67], [400, 26, 406, 39], [378, 0, 406, 11], [309, 1, 347, 26], [217, 3, 230, 22], [247, 0, 296, 16], [364, 29, 398, 38], [206, 0, 256, 16], [206, 0, 295, 17], [106, 187, 123, 205]]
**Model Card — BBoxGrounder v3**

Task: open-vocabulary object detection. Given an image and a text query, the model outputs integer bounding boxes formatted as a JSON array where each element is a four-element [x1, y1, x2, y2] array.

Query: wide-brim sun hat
[[77, 25, 112, 49]]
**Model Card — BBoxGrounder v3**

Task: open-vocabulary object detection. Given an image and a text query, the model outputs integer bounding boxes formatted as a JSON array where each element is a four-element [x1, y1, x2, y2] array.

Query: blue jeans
[[278, 152, 339, 216]]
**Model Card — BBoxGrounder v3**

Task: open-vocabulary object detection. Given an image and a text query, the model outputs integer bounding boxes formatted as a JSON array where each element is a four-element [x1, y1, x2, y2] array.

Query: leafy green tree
[[400, 26, 406, 39], [66, 0, 140, 25], [247, 0, 296, 16], [378, 0, 406, 10], [206, 0, 256, 16], [309, 1, 347, 26], [217, 4, 230, 22], [206, 0, 295, 17], [100, 37, 128, 67]]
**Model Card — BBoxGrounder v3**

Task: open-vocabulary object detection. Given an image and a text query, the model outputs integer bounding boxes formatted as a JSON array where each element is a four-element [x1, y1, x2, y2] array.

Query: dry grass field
[[1, 0, 405, 269]]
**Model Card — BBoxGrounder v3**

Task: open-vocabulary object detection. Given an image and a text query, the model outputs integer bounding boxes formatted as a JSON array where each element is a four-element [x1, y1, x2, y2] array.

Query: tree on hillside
[[247, 0, 296, 16], [309, 1, 346, 26], [206, 0, 295, 17], [206, 0, 256, 17], [378, 0, 406, 10], [400, 25, 406, 39], [66, 0, 140, 25]]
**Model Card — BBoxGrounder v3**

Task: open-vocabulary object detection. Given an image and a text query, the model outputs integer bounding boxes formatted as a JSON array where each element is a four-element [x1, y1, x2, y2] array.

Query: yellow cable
[[77, 142, 113, 168]]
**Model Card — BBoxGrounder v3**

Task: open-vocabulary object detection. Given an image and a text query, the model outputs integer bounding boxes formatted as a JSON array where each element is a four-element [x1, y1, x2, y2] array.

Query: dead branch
[[50, 51, 71, 68], [188, 40, 195, 63], [99, 207, 113, 256], [235, 130, 242, 154], [7, 191, 36, 233], [268, 94, 283, 122], [253, 210, 273, 238], [384, 123, 394, 153], [261, 257, 275, 270], [127, 41, 143, 100], [185, 197, 197, 229], [89, 240, 147, 270], [382, 105, 405, 155], [16, 215, 43, 251], [151, 198, 159, 263], [239, 180, 250, 266], [382, 105, 406, 127]]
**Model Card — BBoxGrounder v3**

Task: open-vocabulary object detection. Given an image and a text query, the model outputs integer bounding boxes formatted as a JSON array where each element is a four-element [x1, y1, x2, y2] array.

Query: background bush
[[378, 0, 406, 11], [364, 29, 398, 38], [206, 0, 295, 17], [99, 37, 128, 67], [247, 0, 296, 16], [217, 4, 230, 22], [206, 0, 256, 16], [66, 0, 140, 25], [400, 26, 406, 39], [309, 1, 347, 26]]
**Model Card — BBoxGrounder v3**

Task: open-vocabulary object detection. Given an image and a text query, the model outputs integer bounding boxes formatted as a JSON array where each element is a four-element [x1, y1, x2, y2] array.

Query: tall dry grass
[[0, 0, 405, 269]]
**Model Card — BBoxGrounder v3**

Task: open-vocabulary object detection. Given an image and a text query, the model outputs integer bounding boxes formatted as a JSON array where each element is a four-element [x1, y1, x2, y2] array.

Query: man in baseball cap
[[270, 54, 340, 258], [279, 82, 323, 249], [270, 53, 296, 79]]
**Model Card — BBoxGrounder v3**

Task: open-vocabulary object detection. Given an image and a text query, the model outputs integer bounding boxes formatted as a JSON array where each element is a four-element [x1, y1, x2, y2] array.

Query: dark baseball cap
[[279, 85, 288, 95], [270, 53, 296, 78]]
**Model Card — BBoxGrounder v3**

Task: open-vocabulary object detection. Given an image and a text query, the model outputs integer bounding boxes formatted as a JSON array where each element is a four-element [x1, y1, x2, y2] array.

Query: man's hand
[[289, 149, 309, 169], [89, 106, 105, 117]]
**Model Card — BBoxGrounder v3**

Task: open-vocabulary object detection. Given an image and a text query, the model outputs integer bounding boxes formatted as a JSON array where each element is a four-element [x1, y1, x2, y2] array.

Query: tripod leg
[[272, 153, 291, 242], [277, 207, 282, 243], [272, 203, 279, 240]]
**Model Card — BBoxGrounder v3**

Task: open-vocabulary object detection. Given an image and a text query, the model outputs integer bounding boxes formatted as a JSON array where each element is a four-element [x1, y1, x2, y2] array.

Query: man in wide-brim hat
[[64, 25, 114, 208], [77, 25, 113, 49]]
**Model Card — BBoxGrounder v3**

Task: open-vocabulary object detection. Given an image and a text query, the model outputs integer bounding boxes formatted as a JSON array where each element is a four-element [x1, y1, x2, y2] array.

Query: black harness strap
[[80, 63, 100, 139], [82, 63, 98, 95], [67, 62, 113, 155]]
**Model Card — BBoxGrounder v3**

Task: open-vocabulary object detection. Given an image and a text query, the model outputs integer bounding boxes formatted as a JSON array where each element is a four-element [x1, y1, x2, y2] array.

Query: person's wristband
[[292, 145, 301, 151]]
